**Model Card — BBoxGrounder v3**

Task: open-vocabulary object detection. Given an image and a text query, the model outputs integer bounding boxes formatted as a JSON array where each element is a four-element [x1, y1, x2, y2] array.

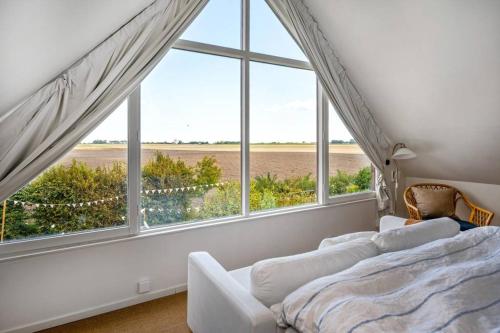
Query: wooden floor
[[38, 292, 190, 333]]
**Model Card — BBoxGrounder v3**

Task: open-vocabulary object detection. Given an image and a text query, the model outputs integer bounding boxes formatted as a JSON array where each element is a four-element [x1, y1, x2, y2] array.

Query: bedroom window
[[0, 102, 128, 243], [140, 50, 241, 228], [328, 102, 373, 197], [138, 0, 319, 223], [249, 62, 317, 212]]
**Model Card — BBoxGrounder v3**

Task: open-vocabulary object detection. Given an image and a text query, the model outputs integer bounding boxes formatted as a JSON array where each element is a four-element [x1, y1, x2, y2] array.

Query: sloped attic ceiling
[[305, 0, 500, 185], [2, 0, 499, 184], [0, 0, 154, 113]]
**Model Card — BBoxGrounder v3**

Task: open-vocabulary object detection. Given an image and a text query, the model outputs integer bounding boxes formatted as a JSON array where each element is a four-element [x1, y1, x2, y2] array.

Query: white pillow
[[371, 217, 460, 253], [250, 238, 378, 307], [318, 231, 378, 249]]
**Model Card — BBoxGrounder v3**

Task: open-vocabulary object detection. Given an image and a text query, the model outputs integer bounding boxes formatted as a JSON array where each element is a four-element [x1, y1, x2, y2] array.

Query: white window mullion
[[128, 86, 141, 234], [242, 0, 250, 53], [241, 60, 250, 217], [318, 86, 329, 204], [241, 0, 250, 217], [316, 83, 324, 205]]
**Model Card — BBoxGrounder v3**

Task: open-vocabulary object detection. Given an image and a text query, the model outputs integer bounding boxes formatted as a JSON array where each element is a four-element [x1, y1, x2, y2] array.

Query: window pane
[[181, 0, 241, 49], [250, 62, 316, 212], [141, 49, 241, 228], [0, 102, 128, 242], [328, 103, 372, 196], [250, 0, 308, 61]]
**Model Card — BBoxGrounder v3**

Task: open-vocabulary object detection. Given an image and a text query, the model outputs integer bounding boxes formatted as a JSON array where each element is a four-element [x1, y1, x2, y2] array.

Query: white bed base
[[187, 252, 278, 333]]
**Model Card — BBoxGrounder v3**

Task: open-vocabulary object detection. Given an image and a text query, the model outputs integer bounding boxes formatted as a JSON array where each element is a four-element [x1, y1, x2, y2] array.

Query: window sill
[[0, 192, 376, 262], [326, 191, 376, 205]]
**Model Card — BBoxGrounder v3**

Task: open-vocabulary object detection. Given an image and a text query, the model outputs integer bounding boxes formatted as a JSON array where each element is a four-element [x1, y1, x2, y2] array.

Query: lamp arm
[[392, 143, 406, 156]]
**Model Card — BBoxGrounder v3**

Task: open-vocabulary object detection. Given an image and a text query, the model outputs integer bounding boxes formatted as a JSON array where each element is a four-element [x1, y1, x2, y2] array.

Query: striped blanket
[[277, 226, 500, 333]]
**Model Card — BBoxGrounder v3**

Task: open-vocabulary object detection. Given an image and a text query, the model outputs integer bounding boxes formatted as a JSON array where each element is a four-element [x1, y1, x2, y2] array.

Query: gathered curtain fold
[[266, 0, 392, 211], [0, 0, 207, 203]]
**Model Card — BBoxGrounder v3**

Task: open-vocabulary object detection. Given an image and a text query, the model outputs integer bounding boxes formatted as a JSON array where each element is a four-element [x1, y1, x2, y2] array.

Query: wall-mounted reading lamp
[[386, 143, 416, 214]]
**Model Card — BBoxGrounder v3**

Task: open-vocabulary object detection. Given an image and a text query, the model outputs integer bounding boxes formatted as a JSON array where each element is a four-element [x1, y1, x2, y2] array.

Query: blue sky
[[84, 0, 352, 144]]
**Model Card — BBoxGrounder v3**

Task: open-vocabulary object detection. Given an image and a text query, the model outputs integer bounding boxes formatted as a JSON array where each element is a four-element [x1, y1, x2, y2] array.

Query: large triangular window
[[2, 0, 372, 249]]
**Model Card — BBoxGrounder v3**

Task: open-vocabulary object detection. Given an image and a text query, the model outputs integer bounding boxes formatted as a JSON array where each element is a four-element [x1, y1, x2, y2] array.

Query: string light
[[5, 182, 227, 209], [140, 207, 201, 214]]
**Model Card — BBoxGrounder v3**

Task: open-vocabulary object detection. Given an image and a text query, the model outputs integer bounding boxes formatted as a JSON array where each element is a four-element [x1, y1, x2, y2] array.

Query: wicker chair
[[404, 183, 494, 227]]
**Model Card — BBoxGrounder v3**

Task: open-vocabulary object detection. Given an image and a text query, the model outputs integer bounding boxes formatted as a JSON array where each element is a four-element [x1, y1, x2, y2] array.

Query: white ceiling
[[0, 0, 153, 114], [304, 0, 500, 184], [1, 0, 499, 184]]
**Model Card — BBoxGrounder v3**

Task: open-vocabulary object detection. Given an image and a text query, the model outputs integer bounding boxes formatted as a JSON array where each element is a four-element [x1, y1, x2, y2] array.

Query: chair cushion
[[411, 187, 455, 218], [451, 217, 478, 231], [371, 217, 460, 253]]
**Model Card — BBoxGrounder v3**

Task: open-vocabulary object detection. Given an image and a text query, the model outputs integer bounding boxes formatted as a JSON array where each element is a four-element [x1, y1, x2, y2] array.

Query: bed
[[187, 217, 500, 333]]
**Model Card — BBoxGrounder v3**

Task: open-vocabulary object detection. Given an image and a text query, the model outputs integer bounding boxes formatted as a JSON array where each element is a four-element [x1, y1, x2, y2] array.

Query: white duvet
[[277, 226, 500, 333]]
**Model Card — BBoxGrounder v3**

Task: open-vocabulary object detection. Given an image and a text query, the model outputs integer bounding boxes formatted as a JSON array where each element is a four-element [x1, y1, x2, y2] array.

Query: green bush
[[0, 152, 372, 241], [3, 160, 126, 240], [141, 152, 195, 225], [329, 170, 352, 195], [352, 166, 372, 191], [198, 181, 241, 219], [197, 173, 317, 215], [2, 204, 38, 240], [250, 173, 316, 211], [328, 167, 371, 196], [141, 151, 222, 226]]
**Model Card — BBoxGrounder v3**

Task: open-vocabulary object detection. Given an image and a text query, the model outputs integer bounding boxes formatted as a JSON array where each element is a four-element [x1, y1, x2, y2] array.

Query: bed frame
[[187, 252, 277, 333]]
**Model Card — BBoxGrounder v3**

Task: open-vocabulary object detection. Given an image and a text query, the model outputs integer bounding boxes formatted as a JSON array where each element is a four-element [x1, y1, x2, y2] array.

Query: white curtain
[[0, 0, 207, 202], [266, 0, 392, 211]]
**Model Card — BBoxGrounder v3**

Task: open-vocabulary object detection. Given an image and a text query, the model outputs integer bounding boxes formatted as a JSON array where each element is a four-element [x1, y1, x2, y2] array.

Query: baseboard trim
[[1, 283, 187, 333]]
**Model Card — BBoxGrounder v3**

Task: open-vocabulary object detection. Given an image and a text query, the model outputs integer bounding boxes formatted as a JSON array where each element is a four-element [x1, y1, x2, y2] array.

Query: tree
[[141, 152, 195, 225], [352, 167, 372, 190], [141, 151, 222, 225], [328, 167, 372, 195], [198, 181, 240, 219], [195, 156, 221, 186], [329, 170, 352, 195]]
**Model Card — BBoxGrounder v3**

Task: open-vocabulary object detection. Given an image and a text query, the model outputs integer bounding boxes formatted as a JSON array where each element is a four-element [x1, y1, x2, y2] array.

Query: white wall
[[305, 0, 500, 185], [0, 199, 377, 333], [405, 177, 499, 226]]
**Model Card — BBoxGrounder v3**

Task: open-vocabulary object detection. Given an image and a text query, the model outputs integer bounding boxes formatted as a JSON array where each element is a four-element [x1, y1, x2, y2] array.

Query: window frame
[[0, 0, 374, 258], [0, 96, 135, 256], [322, 97, 376, 204]]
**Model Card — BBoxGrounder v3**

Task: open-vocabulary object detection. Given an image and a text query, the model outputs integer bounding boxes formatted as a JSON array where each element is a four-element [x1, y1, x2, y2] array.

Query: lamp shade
[[392, 147, 416, 160]]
